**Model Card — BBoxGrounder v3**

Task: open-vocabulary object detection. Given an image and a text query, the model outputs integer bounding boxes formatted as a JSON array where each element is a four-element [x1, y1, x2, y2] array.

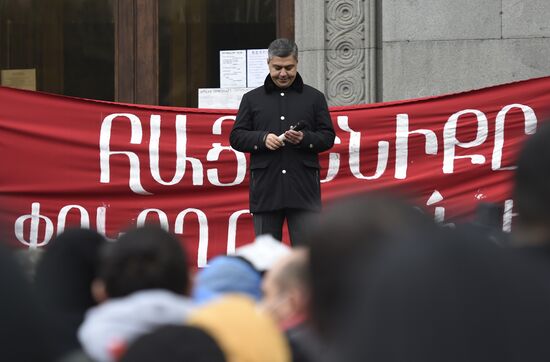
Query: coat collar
[[263, 73, 304, 93]]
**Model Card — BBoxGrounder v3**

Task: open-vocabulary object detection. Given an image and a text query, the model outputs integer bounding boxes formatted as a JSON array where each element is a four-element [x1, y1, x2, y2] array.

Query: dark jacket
[[230, 73, 335, 213], [286, 323, 322, 362]]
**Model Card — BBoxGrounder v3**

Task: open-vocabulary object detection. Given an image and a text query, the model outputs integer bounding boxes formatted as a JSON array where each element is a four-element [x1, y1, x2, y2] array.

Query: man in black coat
[[230, 38, 335, 245]]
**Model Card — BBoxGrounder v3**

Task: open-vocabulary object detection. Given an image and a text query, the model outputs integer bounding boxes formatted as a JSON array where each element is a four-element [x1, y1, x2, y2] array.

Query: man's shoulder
[[244, 85, 267, 99], [242, 82, 325, 101], [302, 84, 325, 99]]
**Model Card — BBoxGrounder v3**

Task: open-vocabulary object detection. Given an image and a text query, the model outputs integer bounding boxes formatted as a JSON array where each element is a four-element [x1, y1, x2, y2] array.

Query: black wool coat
[[229, 73, 335, 213]]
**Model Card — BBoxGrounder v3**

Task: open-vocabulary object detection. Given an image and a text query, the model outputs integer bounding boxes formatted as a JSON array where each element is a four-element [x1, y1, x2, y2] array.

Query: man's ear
[[91, 278, 109, 303]]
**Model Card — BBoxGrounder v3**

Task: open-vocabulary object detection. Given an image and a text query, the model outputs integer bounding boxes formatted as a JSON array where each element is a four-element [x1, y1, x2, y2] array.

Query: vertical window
[[159, 0, 276, 107], [0, 0, 114, 101]]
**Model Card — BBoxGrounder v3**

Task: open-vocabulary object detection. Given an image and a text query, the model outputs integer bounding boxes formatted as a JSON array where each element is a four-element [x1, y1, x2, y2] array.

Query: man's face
[[268, 55, 298, 89]]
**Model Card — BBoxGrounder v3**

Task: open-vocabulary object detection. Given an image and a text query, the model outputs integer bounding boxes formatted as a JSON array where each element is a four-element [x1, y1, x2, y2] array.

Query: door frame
[[115, 0, 294, 105]]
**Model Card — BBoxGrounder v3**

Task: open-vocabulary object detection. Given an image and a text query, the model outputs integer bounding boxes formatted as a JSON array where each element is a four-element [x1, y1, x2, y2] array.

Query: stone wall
[[296, 0, 550, 105]]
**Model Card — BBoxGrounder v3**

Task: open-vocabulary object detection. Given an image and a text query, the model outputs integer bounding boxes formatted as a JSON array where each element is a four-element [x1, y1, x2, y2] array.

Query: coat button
[[282, 169, 287, 174], [280, 116, 285, 120], [309, 144, 314, 149], [254, 145, 258, 150], [280, 92, 285, 96]]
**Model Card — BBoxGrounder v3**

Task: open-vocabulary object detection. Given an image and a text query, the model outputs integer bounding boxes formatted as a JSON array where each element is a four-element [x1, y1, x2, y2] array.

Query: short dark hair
[[120, 325, 226, 362], [98, 226, 189, 298], [514, 123, 550, 228], [334, 226, 550, 362], [35, 228, 106, 313], [268, 38, 298, 60], [306, 193, 432, 339]]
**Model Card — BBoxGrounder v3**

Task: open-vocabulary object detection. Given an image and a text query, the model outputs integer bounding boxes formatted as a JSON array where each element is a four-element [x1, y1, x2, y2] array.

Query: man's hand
[[284, 130, 303, 145], [265, 133, 285, 150]]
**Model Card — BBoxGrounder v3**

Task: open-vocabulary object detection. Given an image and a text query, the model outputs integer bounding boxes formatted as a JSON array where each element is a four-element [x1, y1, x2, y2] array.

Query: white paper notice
[[246, 49, 269, 88], [198, 87, 253, 109], [1, 69, 37, 91], [220, 50, 247, 88]]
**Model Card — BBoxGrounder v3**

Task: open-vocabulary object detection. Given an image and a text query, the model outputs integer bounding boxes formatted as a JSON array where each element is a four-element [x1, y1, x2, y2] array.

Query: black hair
[[120, 325, 226, 362], [35, 228, 106, 312], [305, 192, 433, 340], [514, 122, 550, 228], [34, 228, 106, 353], [333, 226, 550, 362], [98, 226, 189, 298], [0, 242, 58, 361]]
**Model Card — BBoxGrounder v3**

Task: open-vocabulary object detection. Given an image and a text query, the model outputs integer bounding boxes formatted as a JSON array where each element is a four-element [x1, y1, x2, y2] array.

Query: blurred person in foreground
[[513, 122, 550, 255], [262, 247, 319, 362], [34, 228, 106, 358], [331, 226, 550, 362], [192, 234, 291, 305], [192, 254, 263, 304], [78, 226, 194, 362], [188, 294, 291, 362], [120, 325, 226, 362], [305, 193, 433, 342], [0, 242, 57, 362]]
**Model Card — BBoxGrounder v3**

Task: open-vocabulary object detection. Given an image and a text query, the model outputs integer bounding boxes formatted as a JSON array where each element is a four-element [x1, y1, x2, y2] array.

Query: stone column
[[295, 0, 378, 106], [294, 0, 327, 94]]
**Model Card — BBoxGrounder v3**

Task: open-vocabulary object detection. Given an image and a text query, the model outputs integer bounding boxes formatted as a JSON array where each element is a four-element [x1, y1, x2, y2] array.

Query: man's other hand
[[284, 130, 303, 145], [265, 133, 285, 150]]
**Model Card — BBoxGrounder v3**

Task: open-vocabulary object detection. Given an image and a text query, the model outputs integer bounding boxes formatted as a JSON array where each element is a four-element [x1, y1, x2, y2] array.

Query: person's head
[[514, 123, 550, 245], [188, 295, 291, 362], [34, 228, 106, 353], [35, 228, 106, 313], [261, 247, 310, 328], [120, 325, 226, 362], [93, 226, 190, 301], [235, 234, 292, 273], [332, 226, 550, 362], [0, 242, 58, 361], [267, 38, 298, 89], [192, 255, 263, 304], [305, 192, 433, 339]]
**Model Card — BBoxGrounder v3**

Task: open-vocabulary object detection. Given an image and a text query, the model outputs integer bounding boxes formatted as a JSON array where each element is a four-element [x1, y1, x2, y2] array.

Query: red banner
[[2, 77, 550, 266]]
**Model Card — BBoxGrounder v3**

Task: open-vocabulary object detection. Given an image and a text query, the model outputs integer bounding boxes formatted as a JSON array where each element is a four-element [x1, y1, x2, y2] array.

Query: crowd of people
[[3, 123, 550, 362]]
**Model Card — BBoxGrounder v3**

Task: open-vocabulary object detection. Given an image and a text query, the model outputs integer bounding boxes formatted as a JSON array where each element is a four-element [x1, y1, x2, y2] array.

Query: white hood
[[235, 234, 291, 272], [78, 289, 194, 362]]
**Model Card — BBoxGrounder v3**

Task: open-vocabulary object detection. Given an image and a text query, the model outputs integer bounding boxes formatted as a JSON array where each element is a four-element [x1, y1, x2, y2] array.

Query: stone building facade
[[296, 0, 550, 106]]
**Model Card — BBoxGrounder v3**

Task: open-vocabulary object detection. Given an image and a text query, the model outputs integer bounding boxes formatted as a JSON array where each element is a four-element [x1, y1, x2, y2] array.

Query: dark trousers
[[253, 208, 317, 246]]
